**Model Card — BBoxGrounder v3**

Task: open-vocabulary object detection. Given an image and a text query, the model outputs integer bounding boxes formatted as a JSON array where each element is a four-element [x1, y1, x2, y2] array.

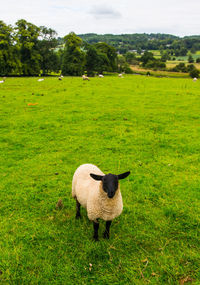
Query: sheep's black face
[[102, 174, 118, 198], [90, 171, 130, 199]]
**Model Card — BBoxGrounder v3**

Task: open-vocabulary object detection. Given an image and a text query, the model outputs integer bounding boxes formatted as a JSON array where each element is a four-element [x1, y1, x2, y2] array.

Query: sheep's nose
[[108, 192, 114, 198]]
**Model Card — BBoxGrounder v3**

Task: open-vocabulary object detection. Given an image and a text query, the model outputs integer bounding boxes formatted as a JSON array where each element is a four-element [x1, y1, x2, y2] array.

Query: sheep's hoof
[[93, 236, 99, 241], [75, 214, 81, 219], [103, 232, 110, 239]]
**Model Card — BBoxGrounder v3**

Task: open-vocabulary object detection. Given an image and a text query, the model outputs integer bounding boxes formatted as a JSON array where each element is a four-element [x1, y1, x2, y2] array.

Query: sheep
[[193, 77, 197, 82], [82, 75, 90, 81], [38, 78, 44, 82], [0, 80, 5, 84], [58, 75, 64, 80], [118, 74, 124, 78], [99, 74, 104, 78], [72, 164, 130, 240]]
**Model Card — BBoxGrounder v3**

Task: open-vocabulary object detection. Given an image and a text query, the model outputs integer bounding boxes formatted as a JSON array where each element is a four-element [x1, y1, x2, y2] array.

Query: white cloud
[[89, 5, 121, 19], [0, 0, 200, 36]]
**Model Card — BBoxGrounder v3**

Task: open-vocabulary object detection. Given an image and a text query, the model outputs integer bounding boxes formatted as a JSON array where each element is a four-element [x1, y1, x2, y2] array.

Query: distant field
[[166, 61, 200, 70], [150, 50, 161, 59], [148, 50, 200, 65], [0, 76, 200, 284], [130, 65, 189, 77], [166, 61, 187, 69], [175, 53, 200, 61]]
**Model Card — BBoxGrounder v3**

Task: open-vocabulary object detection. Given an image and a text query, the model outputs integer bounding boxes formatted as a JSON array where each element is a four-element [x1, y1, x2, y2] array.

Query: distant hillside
[[78, 33, 200, 55]]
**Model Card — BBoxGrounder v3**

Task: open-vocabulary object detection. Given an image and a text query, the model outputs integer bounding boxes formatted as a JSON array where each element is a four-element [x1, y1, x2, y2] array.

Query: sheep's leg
[[93, 221, 99, 241], [103, 221, 112, 239], [75, 198, 81, 219]]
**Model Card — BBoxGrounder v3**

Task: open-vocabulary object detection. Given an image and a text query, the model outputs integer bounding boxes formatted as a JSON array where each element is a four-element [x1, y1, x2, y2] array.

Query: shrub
[[188, 55, 194, 63], [189, 68, 199, 78], [171, 63, 187, 73], [187, 64, 196, 73]]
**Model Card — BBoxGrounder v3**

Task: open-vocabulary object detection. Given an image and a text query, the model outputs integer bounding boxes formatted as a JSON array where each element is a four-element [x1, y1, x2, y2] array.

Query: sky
[[1, 0, 200, 37]]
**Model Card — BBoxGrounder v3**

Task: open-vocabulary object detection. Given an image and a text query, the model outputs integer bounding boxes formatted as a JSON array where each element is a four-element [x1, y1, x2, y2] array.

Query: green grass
[[0, 76, 200, 284], [175, 54, 200, 61], [130, 66, 189, 78], [150, 50, 161, 59]]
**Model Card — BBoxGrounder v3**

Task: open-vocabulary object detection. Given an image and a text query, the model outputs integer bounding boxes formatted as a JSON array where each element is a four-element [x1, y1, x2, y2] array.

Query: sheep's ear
[[90, 173, 104, 181], [117, 171, 130, 180]]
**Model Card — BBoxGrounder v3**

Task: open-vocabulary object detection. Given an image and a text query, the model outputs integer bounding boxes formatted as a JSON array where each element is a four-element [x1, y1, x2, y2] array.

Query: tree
[[85, 42, 119, 75], [145, 60, 166, 70], [125, 52, 137, 64], [117, 55, 133, 73], [0, 21, 21, 75], [95, 42, 117, 71], [137, 47, 142, 55], [15, 19, 41, 75], [61, 32, 85, 76], [38, 26, 60, 75], [96, 52, 110, 73], [179, 47, 187, 56], [171, 63, 187, 73], [187, 64, 199, 78], [161, 51, 170, 62], [187, 64, 196, 73], [85, 44, 100, 76], [188, 54, 194, 63], [189, 68, 199, 78], [117, 55, 126, 72], [140, 51, 155, 66]]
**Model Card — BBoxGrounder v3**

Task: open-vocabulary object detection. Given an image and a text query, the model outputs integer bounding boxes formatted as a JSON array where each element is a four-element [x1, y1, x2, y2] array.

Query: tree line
[[139, 51, 199, 78], [78, 33, 200, 56], [1, 19, 200, 77], [0, 19, 59, 76], [0, 20, 120, 76]]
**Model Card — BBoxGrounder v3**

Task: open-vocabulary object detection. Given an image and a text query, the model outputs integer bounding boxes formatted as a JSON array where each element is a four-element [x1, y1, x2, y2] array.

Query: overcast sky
[[1, 0, 200, 37]]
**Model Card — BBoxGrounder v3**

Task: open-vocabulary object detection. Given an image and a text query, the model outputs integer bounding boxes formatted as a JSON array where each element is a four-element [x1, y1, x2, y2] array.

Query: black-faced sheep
[[72, 164, 130, 240]]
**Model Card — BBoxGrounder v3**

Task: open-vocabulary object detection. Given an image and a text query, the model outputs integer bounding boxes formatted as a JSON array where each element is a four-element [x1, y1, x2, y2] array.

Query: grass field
[[0, 76, 200, 284], [175, 54, 200, 61], [166, 61, 200, 70], [130, 65, 189, 78], [150, 51, 161, 59]]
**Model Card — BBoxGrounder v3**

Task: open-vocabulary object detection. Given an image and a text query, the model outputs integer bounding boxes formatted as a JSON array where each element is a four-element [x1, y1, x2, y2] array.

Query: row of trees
[[0, 20, 119, 76], [0, 20, 60, 76], [170, 63, 199, 78], [1, 20, 199, 77], [79, 33, 200, 56], [61, 33, 118, 76], [126, 50, 199, 77]]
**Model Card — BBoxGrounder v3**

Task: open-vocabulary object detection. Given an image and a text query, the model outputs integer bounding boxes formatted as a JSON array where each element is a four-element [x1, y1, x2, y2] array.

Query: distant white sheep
[[38, 79, 44, 82], [99, 74, 104, 78], [82, 75, 90, 81], [72, 163, 130, 240], [0, 80, 5, 84], [193, 77, 197, 82], [118, 74, 124, 78]]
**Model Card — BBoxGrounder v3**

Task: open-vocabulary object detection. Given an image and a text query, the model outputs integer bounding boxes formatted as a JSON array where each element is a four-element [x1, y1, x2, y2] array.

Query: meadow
[[166, 61, 200, 71], [0, 75, 200, 284], [130, 66, 189, 78]]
